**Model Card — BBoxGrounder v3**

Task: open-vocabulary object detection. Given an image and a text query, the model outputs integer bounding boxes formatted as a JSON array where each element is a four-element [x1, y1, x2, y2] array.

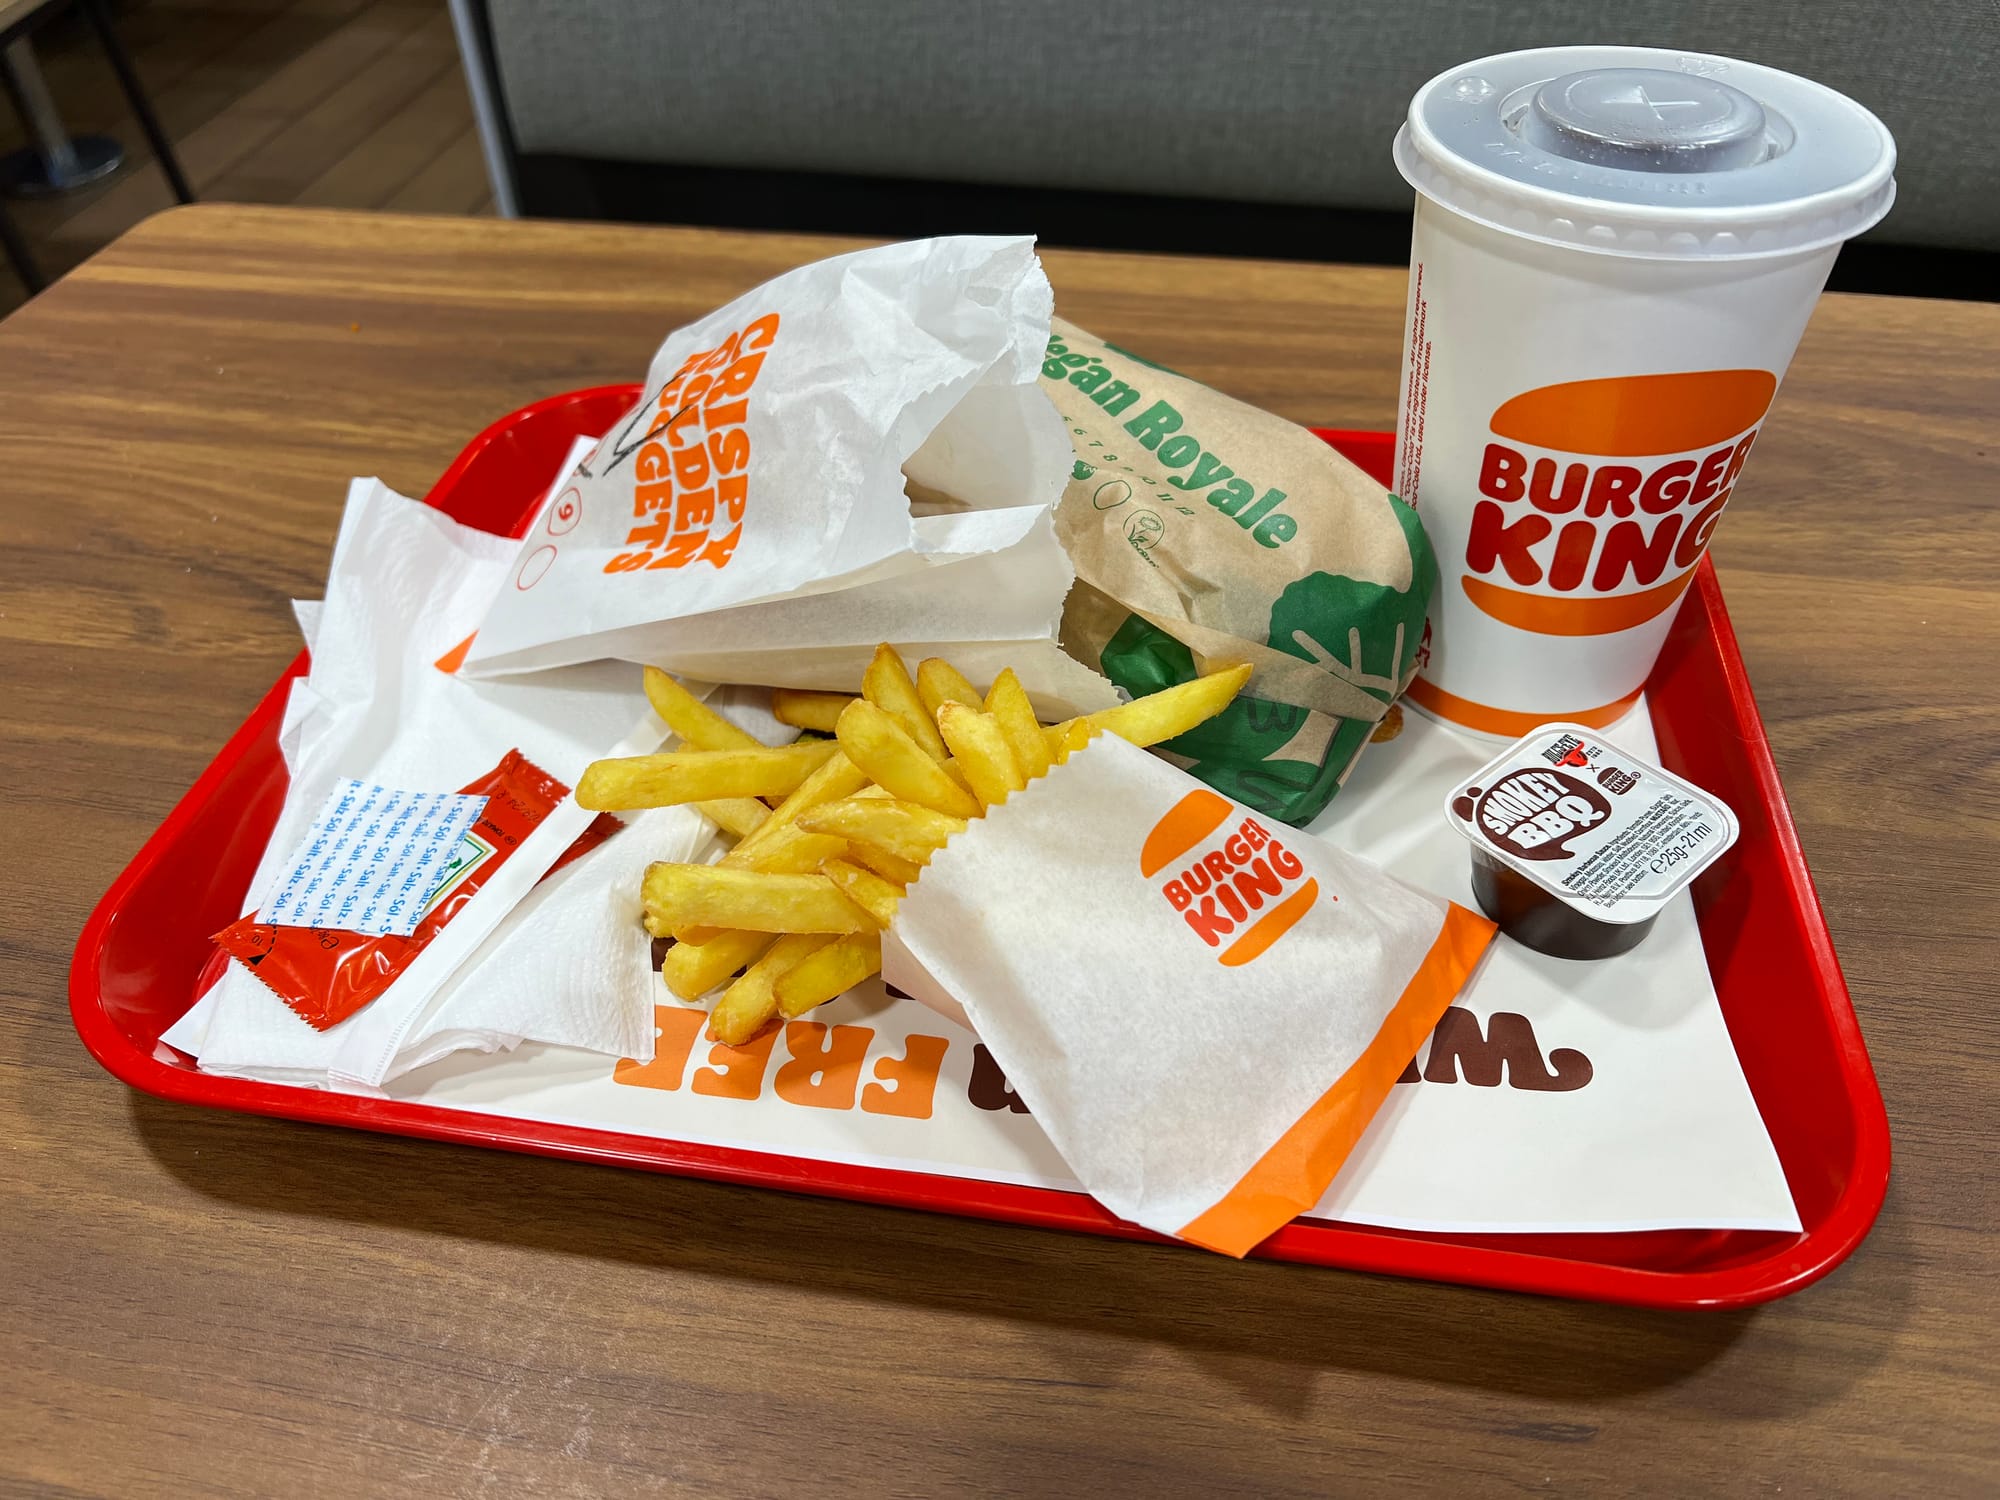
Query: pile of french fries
[[577, 645, 1251, 1045]]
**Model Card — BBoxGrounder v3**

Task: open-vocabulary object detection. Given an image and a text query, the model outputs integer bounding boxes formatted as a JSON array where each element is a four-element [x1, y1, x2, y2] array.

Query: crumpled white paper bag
[[167, 473, 713, 1089], [457, 236, 1118, 718]]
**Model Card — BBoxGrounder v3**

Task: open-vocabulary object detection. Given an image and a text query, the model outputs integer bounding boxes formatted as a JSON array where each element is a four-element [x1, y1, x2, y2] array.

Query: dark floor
[[0, 0, 483, 315]]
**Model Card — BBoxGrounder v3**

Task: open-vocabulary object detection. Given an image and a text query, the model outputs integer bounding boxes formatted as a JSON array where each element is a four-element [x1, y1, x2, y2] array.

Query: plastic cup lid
[[1394, 46, 1896, 260]]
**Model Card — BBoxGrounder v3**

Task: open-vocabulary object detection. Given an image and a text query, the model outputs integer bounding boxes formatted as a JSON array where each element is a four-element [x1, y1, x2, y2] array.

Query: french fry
[[673, 826, 853, 942], [798, 797, 965, 865], [641, 669, 792, 830], [983, 667, 1052, 781], [820, 858, 902, 928], [693, 798, 772, 839], [1046, 663, 1254, 753], [916, 658, 982, 719], [643, 911, 673, 940], [771, 688, 858, 734], [709, 933, 833, 1045], [642, 665, 762, 752], [642, 864, 873, 934], [935, 702, 1024, 809], [836, 699, 981, 819], [862, 643, 950, 761], [1053, 719, 1097, 763], [578, 740, 841, 810], [775, 932, 883, 1020], [733, 826, 847, 875], [845, 842, 924, 886], [630, 652, 1255, 1046], [733, 751, 871, 859], [663, 928, 775, 1001]]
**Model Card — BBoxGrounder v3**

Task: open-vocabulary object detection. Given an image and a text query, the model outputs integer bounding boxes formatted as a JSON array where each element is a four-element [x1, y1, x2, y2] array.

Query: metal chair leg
[[81, 0, 193, 204], [0, 192, 44, 293], [1, 39, 123, 195]]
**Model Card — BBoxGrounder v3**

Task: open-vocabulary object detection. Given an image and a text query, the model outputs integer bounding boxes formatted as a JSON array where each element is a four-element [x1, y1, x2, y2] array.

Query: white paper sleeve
[[886, 733, 1495, 1255]]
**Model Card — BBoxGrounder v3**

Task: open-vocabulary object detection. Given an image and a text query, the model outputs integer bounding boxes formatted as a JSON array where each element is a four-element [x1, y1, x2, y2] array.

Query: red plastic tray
[[69, 384, 1888, 1308]]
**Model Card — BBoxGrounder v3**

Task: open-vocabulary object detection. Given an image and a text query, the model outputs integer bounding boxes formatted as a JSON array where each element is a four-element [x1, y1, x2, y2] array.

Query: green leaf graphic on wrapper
[[1098, 617, 1358, 825], [1094, 496, 1437, 827], [1268, 497, 1434, 697]]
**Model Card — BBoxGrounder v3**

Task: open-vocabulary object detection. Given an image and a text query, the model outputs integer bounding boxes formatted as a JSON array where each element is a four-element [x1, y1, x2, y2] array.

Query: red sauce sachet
[[213, 749, 619, 1031]]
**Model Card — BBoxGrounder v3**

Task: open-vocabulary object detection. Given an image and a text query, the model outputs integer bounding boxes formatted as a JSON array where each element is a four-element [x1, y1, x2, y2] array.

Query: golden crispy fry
[[634, 652, 1255, 1047], [1093, 661, 1252, 744], [844, 842, 924, 886], [670, 756, 866, 946], [1052, 719, 1097, 764], [643, 911, 673, 939], [916, 658, 982, 719], [662, 928, 775, 1001], [733, 751, 871, 859], [642, 666, 762, 751], [820, 858, 902, 928], [983, 667, 1052, 781], [836, 699, 982, 819], [771, 688, 858, 734], [774, 932, 883, 1020], [709, 933, 833, 1045], [1046, 663, 1254, 754], [674, 825, 855, 941], [797, 797, 965, 865], [935, 702, 1024, 809], [733, 826, 847, 875], [578, 740, 841, 810], [862, 643, 949, 761], [642, 863, 872, 934], [693, 797, 772, 839]]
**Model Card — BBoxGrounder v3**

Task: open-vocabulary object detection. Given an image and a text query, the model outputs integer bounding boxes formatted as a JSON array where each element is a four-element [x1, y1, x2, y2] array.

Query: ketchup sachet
[[214, 749, 619, 1030]]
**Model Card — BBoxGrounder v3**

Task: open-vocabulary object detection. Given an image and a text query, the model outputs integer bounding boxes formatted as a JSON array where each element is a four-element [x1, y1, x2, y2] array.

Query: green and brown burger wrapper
[[1041, 317, 1437, 826]]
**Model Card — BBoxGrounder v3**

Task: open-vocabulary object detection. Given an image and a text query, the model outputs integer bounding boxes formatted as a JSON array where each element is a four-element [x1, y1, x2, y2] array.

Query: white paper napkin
[[171, 471, 711, 1087]]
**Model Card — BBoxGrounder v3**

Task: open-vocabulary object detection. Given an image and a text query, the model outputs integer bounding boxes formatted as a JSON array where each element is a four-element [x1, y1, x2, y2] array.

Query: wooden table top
[[3, 204, 1995, 1496]]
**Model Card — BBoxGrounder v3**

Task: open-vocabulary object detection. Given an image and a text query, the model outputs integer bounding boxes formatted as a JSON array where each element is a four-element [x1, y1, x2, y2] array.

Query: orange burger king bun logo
[[1140, 790, 1324, 967], [1468, 369, 1776, 637]]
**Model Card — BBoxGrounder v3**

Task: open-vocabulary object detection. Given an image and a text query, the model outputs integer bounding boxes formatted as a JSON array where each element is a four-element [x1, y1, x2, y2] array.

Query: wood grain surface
[[3, 205, 1995, 1497]]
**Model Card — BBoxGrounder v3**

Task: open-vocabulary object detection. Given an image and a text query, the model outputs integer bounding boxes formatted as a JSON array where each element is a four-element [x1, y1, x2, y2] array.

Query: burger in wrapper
[[1040, 317, 1436, 825]]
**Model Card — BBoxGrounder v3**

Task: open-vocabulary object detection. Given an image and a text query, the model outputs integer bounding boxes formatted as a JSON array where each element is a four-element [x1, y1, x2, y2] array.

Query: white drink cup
[[1391, 46, 1895, 736]]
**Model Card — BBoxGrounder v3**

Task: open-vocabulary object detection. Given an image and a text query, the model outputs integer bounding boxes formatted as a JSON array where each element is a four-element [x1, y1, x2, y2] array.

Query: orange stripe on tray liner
[[1177, 903, 1497, 1257]]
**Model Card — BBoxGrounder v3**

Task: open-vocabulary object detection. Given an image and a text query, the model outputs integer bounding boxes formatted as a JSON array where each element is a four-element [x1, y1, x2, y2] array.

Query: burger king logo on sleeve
[[1467, 368, 1775, 636], [1139, 790, 1325, 966]]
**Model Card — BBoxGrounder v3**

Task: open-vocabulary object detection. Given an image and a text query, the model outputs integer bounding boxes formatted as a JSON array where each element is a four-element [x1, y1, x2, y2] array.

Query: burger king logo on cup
[[1466, 369, 1775, 636]]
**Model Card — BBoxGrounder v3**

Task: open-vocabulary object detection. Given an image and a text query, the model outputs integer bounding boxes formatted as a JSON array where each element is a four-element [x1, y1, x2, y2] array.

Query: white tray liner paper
[[374, 701, 1800, 1237]]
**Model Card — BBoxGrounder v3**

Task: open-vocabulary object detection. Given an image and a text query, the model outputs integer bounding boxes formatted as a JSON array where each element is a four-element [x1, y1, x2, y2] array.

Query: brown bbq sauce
[[1468, 847, 1654, 959]]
